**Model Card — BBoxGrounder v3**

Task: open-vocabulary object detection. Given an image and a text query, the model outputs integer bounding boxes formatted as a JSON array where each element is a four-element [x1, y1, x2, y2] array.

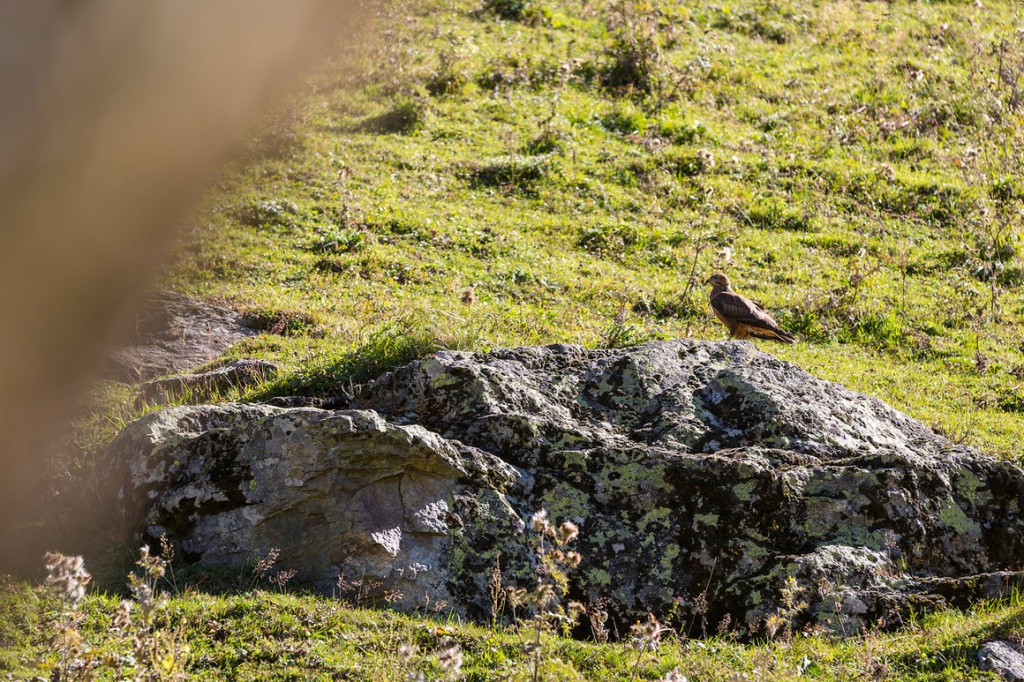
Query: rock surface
[[979, 641, 1024, 681], [109, 403, 518, 611], [107, 340, 1024, 637], [102, 292, 261, 382], [136, 359, 279, 407]]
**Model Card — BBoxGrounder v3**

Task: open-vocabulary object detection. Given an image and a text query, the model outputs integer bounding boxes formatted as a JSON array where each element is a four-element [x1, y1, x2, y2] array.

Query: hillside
[[6, 0, 1024, 679], [159, 0, 1024, 458]]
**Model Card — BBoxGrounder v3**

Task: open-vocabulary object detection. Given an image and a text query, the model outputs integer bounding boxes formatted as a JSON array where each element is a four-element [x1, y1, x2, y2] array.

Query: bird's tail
[[753, 327, 797, 344], [775, 329, 796, 344]]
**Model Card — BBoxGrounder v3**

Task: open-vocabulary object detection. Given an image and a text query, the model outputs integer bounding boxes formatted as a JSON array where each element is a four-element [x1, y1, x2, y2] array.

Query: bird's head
[[705, 273, 731, 288]]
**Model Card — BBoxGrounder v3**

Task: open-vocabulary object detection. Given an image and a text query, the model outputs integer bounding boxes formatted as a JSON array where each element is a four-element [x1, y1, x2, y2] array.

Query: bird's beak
[[703, 276, 712, 284]]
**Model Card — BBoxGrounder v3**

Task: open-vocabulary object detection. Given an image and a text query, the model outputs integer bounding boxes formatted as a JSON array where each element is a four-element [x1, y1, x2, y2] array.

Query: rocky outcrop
[[108, 404, 519, 612], [136, 359, 278, 407], [106, 340, 1024, 637], [102, 292, 261, 382]]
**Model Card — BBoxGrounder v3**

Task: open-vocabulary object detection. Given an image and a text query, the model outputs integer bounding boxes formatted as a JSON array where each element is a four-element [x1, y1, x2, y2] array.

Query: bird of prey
[[705, 273, 795, 343]]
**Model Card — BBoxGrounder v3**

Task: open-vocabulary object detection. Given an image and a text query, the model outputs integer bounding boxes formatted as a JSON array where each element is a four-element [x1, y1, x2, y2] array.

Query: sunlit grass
[[4, 578, 1024, 680]]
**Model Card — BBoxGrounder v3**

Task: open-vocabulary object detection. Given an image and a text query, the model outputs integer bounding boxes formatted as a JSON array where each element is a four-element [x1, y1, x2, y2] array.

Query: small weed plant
[[42, 551, 93, 680], [41, 541, 189, 681], [497, 509, 584, 681]]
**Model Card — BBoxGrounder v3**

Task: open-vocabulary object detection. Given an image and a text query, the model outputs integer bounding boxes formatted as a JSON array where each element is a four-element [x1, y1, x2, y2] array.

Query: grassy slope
[[165, 0, 1024, 457], [8, 0, 1024, 679]]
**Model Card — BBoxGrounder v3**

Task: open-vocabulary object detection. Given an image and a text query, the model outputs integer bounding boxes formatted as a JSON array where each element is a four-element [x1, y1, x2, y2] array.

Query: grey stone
[[107, 404, 518, 612], [102, 292, 261, 382], [105, 340, 1024, 636], [979, 641, 1024, 681], [136, 359, 278, 407]]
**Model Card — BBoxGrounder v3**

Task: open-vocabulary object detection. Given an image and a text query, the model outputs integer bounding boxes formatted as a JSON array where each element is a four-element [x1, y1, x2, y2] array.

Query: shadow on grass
[[249, 315, 483, 404]]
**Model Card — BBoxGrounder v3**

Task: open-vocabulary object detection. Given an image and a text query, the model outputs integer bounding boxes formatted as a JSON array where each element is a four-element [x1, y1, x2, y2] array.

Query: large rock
[[108, 404, 518, 611], [106, 340, 1024, 637]]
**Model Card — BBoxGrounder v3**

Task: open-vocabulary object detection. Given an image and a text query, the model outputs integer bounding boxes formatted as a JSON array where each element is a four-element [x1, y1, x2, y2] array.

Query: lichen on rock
[[107, 403, 518, 612], [106, 340, 1024, 637]]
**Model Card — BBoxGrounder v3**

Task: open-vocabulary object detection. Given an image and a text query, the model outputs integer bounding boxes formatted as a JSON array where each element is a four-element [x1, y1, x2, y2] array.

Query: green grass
[[14, 0, 1024, 678], [5, 579, 1024, 680], [145, 0, 1024, 458]]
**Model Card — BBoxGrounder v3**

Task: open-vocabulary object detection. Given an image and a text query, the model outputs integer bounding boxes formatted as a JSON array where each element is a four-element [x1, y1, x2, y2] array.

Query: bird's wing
[[710, 290, 786, 334]]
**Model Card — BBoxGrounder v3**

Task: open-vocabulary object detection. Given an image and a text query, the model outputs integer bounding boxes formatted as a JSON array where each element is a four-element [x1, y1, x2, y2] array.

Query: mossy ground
[[7, 0, 1024, 678]]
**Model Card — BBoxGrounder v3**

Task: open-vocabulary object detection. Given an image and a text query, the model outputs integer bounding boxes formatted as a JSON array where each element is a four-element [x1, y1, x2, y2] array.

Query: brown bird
[[705, 273, 795, 344]]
